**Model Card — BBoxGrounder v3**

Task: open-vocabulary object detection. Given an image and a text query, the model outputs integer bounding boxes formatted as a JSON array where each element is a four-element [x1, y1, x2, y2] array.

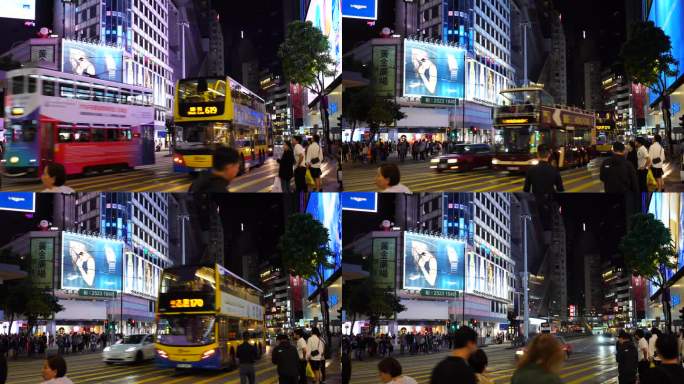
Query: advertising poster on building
[[306, 193, 342, 296], [1, 1, 36, 20], [373, 46, 396, 97], [30, 238, 54, 288], [124, 252, 160, 298], [466, 251, 509, 301], [306, 0, 342, 103], [403, 39, 466, 99], [61, 232, 123, 291], [61, 40, 123, 83], [341, 0, 378, 20], [372, 238, 396, 288], [403, 232, 465, 291]]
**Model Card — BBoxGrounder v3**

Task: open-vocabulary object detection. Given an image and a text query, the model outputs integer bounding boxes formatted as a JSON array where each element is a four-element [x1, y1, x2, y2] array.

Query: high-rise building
[[583, 61, 603, 111], [168, 0, 207, 81], [395, 0, 420, 38], [54, 0, 174, 140], [510, 0, 546, 87], [203, 10, 225, 76], [601, 70, 633, 132], [537, 12, 567, 105]]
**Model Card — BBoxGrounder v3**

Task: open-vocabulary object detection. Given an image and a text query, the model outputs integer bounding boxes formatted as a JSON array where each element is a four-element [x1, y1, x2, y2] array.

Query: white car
[[102, 334, 155, 364]]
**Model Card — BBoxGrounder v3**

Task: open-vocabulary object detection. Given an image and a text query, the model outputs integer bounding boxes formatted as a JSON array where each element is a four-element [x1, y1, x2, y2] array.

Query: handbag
[[646, 169, 657, 191], [305, 168, 315, 187], [306, 361, 315, 378], [271, 177, 282, 192], [310, 144, 323, 164], [652, 145, 664, 164]]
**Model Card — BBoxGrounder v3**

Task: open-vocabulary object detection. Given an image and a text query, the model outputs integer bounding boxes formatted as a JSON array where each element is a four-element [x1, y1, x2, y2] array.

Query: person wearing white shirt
[[41, 356, 74, 384], [635, 138, 651, 193], [648, 328, 660, 362], [648, 135, 666, 191], [375, 164, 411, 193], [307, 328, 325, 384], [635, 329, 649, 382], [41, 163, 75, 194], [378, 357, 418, 384], [306, 134, 324, 192], [294, 329, 308, 384], [292, 136, 307, 193]]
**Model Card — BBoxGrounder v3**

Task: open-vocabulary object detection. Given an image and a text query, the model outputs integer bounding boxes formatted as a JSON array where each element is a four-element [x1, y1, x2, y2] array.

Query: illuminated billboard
[[124, 252, 161, 298], [61, 232, 123, 291], [466, 252, 510, 301], [61, 40, 123, 83], [403, 232, 465, 291], [341, 192, 377, 212], [0, 192, 35, 213], [1, 1, 36, 21], [306, 0, 342, 103], [648, 193, 681, 296], [648, 0, 684, 99], [342, 0, 378, 20], [403, 39, 466, 99], [306, 193, 342, 296]]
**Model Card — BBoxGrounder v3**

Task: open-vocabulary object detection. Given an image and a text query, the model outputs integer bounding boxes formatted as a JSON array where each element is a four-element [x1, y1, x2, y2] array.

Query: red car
[[515, 335, 572, 360], [430, 144, 493, 172]]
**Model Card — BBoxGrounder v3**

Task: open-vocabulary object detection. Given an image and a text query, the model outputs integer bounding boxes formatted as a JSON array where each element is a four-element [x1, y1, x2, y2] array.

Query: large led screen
[[403, 39, 466, 99], [306, 192, 342, 296], [61, 232, 123, 291], [647, 193, 681, 297], [0, 192, 35, 213], [341, 192, 377, 212], [61, 40, 123, 83], [1, 1, 36, 20], [342, 0, 377, 20], [466, 252, 510, 301], [648, 0, 684, 102], [124, 252, 161, 298], [306, 0, 342, 103], [403, 232, 465, 291]]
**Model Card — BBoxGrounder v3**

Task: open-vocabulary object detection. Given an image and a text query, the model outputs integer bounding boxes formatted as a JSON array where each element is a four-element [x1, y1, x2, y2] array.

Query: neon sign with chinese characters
[[169, 298, 205, 309]]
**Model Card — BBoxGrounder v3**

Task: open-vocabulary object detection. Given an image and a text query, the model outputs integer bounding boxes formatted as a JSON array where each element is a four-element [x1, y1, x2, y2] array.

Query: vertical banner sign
[[31, 238, 54, 288], [372, 238, 396, 288], [373, 46, 396, 97]]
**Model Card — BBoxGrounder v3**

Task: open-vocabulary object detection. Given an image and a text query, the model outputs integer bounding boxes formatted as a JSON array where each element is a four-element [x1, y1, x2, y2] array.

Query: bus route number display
[[179, 103, 223, 117], [169, 298, 204, 309]]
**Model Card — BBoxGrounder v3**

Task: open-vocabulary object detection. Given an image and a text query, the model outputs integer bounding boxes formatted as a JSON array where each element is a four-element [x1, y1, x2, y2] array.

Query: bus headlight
[[156, 350, 168, 358], [201, 349, 215, 359], [9, 156, 19, 164], [173, 155, 184, 164], [492, 159, 499, 165], [530, 159, 539, 165]]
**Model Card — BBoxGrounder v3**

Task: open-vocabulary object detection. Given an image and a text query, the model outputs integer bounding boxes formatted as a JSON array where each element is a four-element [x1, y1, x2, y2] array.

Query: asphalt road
[[0, 153, 339, 193], [347, 336, 619, 384], [5, 350, 282, 384]]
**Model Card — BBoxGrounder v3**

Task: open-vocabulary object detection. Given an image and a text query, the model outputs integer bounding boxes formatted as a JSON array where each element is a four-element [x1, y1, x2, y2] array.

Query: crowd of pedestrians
[[341, 136, 447, 165], [616, 328, 684, 384], [271, 327, 328, 384], [0, 330, 110, 360]]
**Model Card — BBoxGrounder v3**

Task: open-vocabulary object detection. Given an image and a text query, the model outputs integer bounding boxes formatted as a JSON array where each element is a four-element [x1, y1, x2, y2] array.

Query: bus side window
[[11, 76, 24, 95], [92, 128, 106, 142], [106, 129, 118, 142], [74, 128, 90, 142], [57, 127, 74, 143], [60, 83, 74, 98], [28, 76, 37, 93], [227, 319, 239, 341], [122, 129, 132, 141], [105, 89, 118, 103], [43, 80, 56, 97], [120, 91, 130, 104], [93, 87, 105, 102], [76, 86, 91, 101]]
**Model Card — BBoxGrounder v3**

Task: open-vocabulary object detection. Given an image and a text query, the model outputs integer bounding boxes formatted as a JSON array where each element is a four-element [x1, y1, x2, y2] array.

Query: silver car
[[102, 334, 155, 364]]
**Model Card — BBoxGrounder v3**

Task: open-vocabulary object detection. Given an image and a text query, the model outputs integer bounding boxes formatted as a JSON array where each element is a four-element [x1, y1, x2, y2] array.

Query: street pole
[[180, 21, 189, 78], [462, 53, 467, 143], [180, 215, 188, 265], [522, 22, 530, 86], [522, 215, 530, 342]]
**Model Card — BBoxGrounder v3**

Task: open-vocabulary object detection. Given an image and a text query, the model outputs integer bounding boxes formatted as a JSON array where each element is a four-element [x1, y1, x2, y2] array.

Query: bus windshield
[[160, 266, 216, 294], [498, 127, 532, 153], [156, 315, 216, 346], [178, 79, 226, 103], [5, 121, 37, 143], [500, 89, 553, 106], [176, 123, 230, 146]]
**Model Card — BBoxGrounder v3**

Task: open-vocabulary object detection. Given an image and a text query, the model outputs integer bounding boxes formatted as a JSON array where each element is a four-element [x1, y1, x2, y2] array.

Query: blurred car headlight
[[515, 350, 524, 356], [103, 347, 111, 352], [530, 159, 539, 165], [430, 158, 440, 163], [447, 159, 458, 164], [492, 159, 499, 165]]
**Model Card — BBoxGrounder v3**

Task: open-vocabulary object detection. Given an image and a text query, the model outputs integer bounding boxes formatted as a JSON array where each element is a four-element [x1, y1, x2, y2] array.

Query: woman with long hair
[[511, 334, 565, 384]]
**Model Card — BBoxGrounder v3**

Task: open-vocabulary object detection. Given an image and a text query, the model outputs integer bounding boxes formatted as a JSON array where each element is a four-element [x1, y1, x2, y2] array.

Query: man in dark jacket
[[523, 145, 564, 195], [272, 334, 300, 384], [616, 330, 638, 384], [430, 326, 477, 384], [643, 333, 684, 384], [600, 142, 639, 193], [189, 146, 241, 193], [236, 332, 258, 384]]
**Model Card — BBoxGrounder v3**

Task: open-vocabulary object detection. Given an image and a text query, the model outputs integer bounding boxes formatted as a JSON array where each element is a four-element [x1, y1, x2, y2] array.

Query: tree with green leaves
[[278, 212, 335, 346], [620, 21, 679, 156], [366, 98, 406, 142], [0, 249, 63, 335], [342, 276, 405, 336], [619, 212, 678, 332], [279, 20, 337, 154]]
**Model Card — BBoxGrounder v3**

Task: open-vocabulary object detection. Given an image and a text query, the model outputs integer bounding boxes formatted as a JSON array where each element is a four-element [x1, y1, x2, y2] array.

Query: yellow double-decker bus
[[155, 264, 265, 370], [172, 77, 269, 174]]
